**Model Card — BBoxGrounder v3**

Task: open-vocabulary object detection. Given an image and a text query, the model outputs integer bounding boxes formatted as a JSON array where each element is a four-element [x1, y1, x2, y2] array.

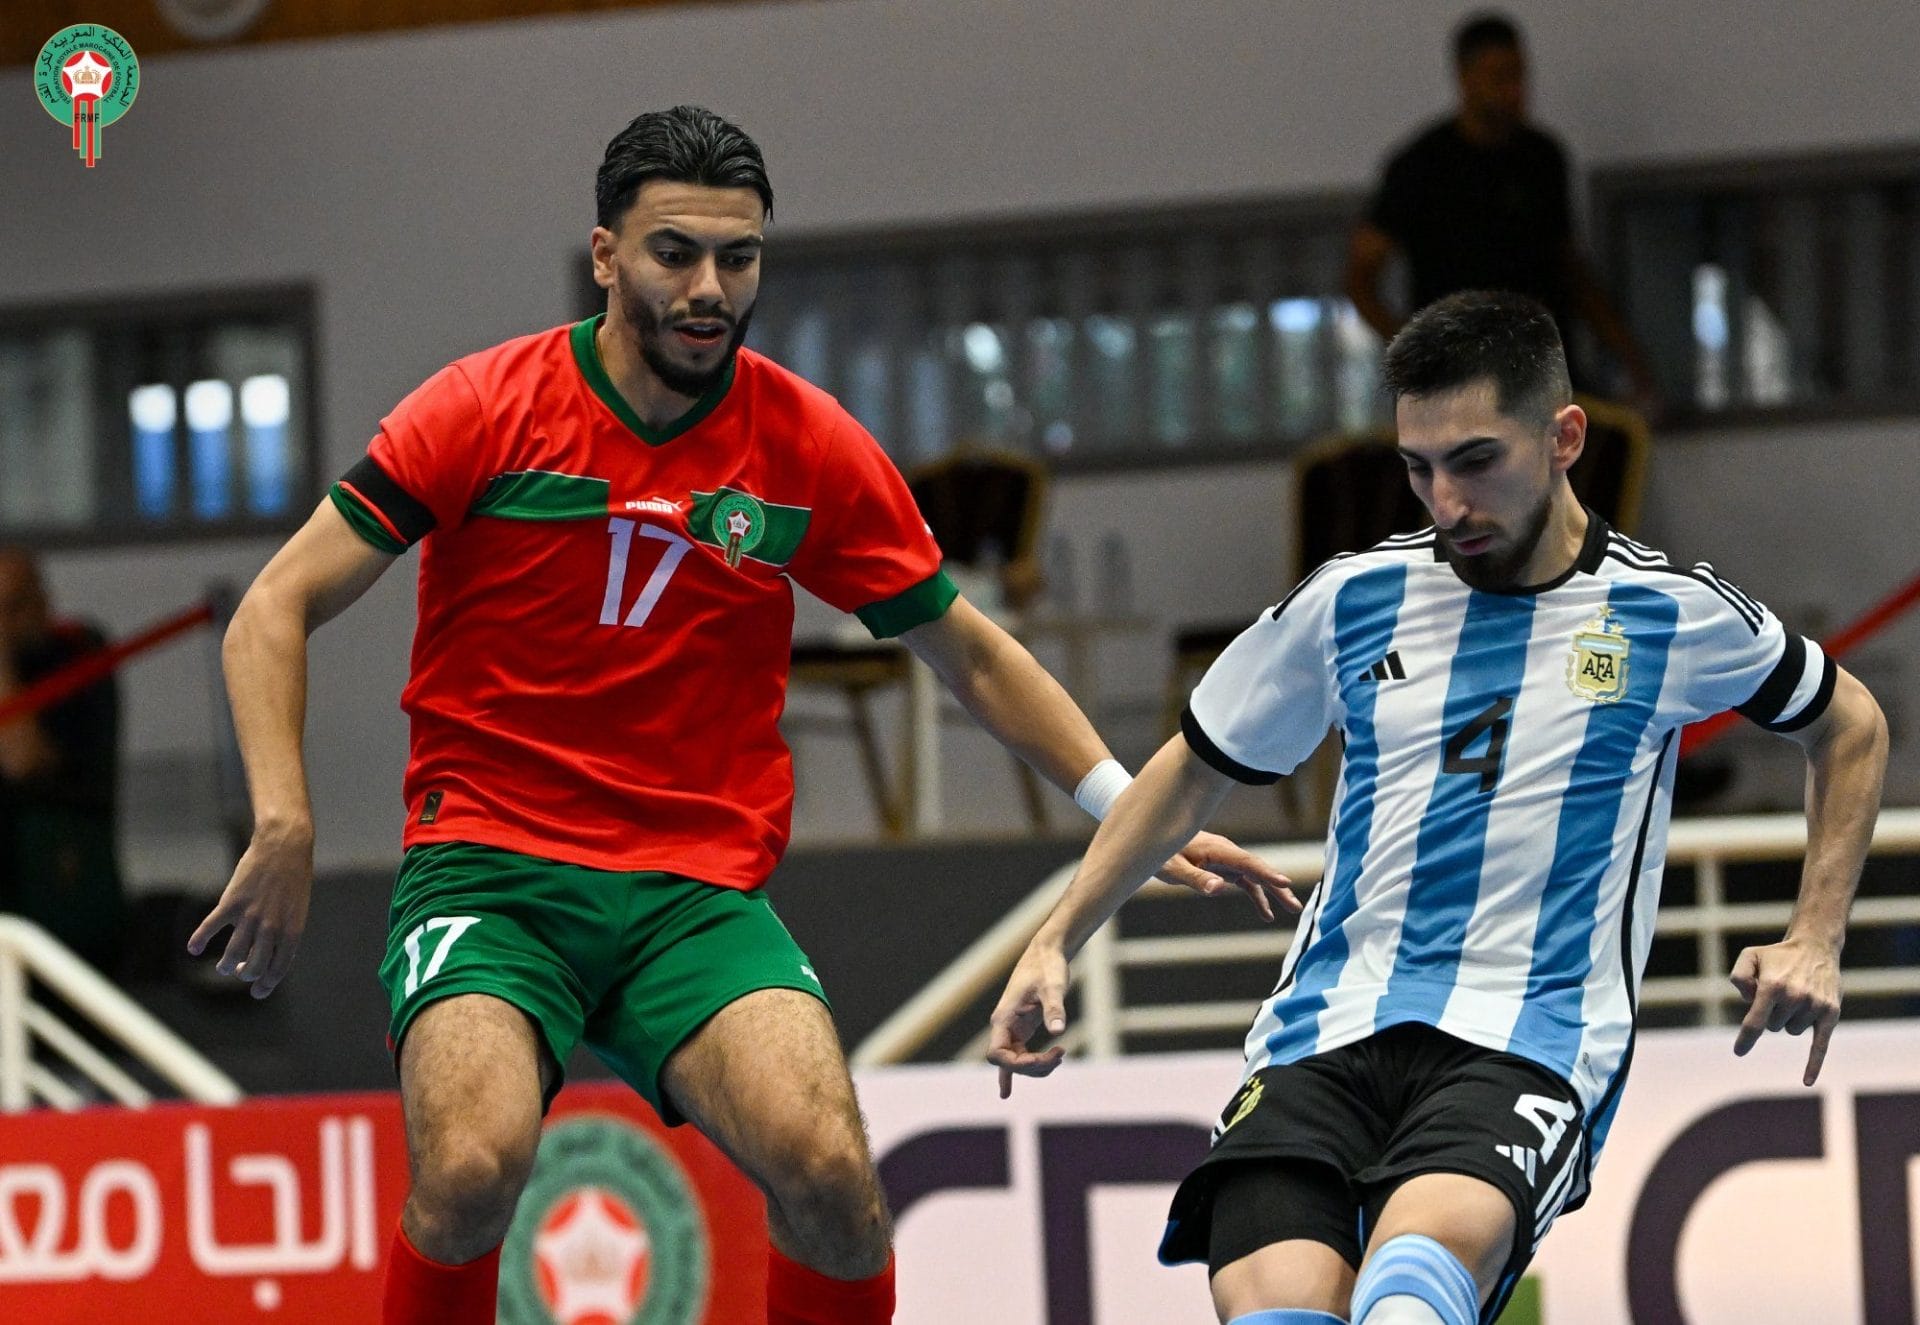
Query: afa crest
[[1224, 1075, 1265, 1133], [1567, 607, 1630, 703]]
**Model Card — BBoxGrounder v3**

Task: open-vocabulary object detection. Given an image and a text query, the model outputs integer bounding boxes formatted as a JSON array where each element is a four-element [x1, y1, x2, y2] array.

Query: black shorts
[[1160, 1022, 1587, 1322]]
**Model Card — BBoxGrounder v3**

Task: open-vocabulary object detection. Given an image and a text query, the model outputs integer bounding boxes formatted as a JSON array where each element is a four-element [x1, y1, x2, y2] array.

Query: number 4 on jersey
[[601, 517, 691, 628], [1443, 695, 1515, 793]]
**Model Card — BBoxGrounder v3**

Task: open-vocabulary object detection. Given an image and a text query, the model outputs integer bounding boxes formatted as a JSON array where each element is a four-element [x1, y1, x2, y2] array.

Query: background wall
[[2, 0, 1914, 883]]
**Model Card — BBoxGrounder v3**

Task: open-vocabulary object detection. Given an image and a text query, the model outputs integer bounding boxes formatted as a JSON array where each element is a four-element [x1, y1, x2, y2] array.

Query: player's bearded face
[[1398, 382, 1564, 591], [617, 267, 756, 399], [598, 181, 765, 400], [1439, 480, 1554, 591]]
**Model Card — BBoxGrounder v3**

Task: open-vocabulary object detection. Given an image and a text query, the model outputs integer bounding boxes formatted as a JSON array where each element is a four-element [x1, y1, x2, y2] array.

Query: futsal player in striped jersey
[[990, 291, 1889, 1325]]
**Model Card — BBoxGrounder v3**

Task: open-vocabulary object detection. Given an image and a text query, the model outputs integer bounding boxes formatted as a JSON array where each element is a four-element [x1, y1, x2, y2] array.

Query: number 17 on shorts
[[399, 916, 481, 998]]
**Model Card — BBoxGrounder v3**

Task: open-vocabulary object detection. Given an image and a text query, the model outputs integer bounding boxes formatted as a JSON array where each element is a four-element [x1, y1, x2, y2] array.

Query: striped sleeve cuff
[[329, 456, 436, 554], [1180, 705, 1282, 785], [853, 568, 959, 639], [1736, 634, 1837, 732]]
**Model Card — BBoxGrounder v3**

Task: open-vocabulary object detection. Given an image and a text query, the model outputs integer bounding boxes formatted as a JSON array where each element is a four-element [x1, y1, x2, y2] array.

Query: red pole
[[1681, 567, 1920, 756], [0, 602, 214, 728]]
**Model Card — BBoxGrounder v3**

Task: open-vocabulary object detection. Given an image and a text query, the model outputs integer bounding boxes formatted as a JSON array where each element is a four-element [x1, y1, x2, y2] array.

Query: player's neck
[[1516, 496, 1589, 588], [594, 316, 704, 431]]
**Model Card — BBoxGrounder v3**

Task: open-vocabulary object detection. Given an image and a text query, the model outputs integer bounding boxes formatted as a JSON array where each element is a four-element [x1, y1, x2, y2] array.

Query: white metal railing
[[0, 916, 244, 1112], [851, 809, 1920, 1068]]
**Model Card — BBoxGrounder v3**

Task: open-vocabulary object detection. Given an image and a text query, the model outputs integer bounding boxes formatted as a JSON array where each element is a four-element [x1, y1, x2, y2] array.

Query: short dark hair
[[1382, 291, 1572, 424], [1454, 11, 1522, 67], [595, 105, 773, 229]]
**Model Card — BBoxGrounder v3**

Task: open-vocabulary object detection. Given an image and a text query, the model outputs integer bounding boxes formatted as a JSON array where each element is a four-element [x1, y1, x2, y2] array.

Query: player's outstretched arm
[[902, 596, 1296, 915], [988, 735, 1247, 1096], [1730, 664, 1888, 1085], [189, 499, 397, 998]]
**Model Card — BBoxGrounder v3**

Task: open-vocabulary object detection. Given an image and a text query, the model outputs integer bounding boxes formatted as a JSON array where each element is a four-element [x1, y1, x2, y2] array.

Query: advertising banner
[[868, 1022, 1920, 1325], [3, 1020, 1917, 1323], [0, 1085, 765, 1324]]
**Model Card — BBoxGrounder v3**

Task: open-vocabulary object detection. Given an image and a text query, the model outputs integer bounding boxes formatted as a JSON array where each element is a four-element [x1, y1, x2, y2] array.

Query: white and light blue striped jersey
[[1182, 514, 1834, 1204]]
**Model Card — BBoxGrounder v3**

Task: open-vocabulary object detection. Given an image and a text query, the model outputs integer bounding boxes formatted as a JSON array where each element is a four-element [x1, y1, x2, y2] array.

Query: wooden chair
[[788, 447, 1050, 836]]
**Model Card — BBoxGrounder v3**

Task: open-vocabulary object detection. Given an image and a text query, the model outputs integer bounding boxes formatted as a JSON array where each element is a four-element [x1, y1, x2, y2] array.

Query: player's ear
[[589, 226, 619, 289], [1548, 403, 1585, 475]]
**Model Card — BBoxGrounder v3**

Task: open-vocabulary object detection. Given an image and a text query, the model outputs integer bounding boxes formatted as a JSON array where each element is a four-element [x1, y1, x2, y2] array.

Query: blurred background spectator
[[1346, 11, 1659, 409], [0, 546, 127, 973]]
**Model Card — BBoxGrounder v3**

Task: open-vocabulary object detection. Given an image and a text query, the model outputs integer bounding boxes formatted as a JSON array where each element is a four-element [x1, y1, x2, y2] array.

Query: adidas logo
[[1362, 651, 1406, 682], [1495, 1142, 1539, 1183]]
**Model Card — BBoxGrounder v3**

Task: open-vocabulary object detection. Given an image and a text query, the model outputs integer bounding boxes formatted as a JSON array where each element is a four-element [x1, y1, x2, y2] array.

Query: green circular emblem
[[712, 492, 767, 560], [35, 25, 138, 168], [499, 1115, 710, 1325], [35, 26, 139, 128]]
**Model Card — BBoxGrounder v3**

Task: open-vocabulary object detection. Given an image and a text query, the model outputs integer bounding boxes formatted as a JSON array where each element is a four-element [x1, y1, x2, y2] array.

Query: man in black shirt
[[0, 547, 126, 972], [1347, 12, 1656, 404]]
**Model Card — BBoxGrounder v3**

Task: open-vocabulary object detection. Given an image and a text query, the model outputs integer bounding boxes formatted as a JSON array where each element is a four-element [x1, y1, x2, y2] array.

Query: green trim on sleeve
[[329, 484, 408, 555], [853, 568, 960, 639]]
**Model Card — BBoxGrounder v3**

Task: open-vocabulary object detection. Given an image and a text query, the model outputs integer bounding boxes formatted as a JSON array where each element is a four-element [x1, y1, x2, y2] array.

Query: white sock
[[1349, 1234, 1478, 1325], [1353, 1299, 1446, 1325]]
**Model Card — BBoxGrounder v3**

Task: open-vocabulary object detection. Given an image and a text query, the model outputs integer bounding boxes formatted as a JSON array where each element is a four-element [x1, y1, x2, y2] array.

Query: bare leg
[[1345, 1172, 1516, 1321], [1360, 1172, 1514, 1302], [397, 993, 560, 1263], [661, 988, 890, 1278], [1211, 1239, 1357, 1321]]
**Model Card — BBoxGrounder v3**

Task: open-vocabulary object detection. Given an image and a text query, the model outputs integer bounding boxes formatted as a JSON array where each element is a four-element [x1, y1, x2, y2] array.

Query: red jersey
[[330, 317, 953, 887]]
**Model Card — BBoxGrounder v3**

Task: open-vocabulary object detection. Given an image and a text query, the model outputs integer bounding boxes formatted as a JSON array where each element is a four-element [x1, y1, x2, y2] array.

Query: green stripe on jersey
[[471, 471, 611, 521], [329, 483, 408, 554], [689, 488, 811, 566], [855, 568, 959, 638]]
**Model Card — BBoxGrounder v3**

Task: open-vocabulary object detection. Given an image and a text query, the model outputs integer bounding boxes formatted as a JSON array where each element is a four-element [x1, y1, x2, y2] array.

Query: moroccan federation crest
[[1567, 606, 1631, 703], [711, 491, 768, 569], [499, 1116, 708, 1325], [34, 25, 139, 168]]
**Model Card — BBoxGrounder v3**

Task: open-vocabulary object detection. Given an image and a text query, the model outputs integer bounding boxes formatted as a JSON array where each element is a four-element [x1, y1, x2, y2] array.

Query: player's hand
[[189, 823, 315, 1000], [988, 941, 1071, 1098], [1729, 935, 1842, 1086], [1154, 832, 1300, 922]]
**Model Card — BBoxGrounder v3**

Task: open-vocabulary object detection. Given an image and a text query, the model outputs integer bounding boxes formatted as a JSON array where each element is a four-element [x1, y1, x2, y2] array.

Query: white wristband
[[1073, 758, 1133, 822]]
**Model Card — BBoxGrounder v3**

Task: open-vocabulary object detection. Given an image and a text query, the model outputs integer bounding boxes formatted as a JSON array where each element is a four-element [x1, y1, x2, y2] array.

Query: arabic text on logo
[[34, 25, 140, 168]]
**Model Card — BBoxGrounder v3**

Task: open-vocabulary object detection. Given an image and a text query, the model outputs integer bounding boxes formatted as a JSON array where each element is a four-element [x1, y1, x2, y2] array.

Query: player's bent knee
[[761, 1131, 890, 1269], [415, 1127, 540, 1231], [777, 1138, 885, 1224], [1349, 1235, 1478, 1325]]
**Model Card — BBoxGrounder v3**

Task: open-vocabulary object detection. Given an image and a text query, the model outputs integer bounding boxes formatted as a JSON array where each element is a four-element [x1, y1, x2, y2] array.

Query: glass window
[[0, 288, 317, 545], [1600, 152, 1920, 420], [128, 383, 177, 519], [1270, 298, 1327, 439], [185, 378, 235, 519], [606, 198, 1369, 470], [0, 331, 95, 530], [1209, 302, 1263, 441], [1025, 317, 1075, 456]]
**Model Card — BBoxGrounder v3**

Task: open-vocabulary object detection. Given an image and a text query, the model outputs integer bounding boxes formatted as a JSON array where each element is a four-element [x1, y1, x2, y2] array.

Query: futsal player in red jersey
[[190, 105, 1296, 1325]]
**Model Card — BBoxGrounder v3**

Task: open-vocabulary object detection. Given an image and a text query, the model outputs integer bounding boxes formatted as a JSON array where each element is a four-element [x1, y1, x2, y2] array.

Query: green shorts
[[378, 840, 827, 1124]]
